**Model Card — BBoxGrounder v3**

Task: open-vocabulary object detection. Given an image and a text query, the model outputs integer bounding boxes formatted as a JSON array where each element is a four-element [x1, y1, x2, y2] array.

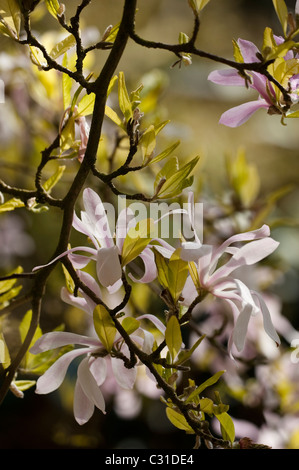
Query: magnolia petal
[[111, 357, 137, 389], [115, 207, 136, 252], [89, 356, 108, 386], [77, 357, 106, 413], [210, 237, 279, 282], [128, 247, 157, 284], [237, 38, 260, 63], [30, 331, 100, 354], [208, 69, 246, 87], [96, 246, 122, 288], [35, 348, 88, 394], [211, 225, 270, 269], [72, 212, 99, 249], [61, 287, 91, 314], [33, 245, 96, 272], [137, 313, 166, 335], [219, 99, 269, 127], [250, 72, 274, 104], [180, 241, 204, 262], [252, 292, 281, 347], [181, 275, 198, 306], [83, 188, 114, 248], [232, 304, 252, 352], [73, 378, 95, 425]]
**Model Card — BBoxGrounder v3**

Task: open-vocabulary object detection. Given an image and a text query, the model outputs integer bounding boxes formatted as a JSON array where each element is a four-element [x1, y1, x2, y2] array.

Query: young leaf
[[165, 315, 182, 361], [121, 317, 140, 335], [168, 249, 189, 303], [188, 0, 211, 13], [150, 140, 180, 165], [43, 165, 66, 193], [93, 305, 117, 352], [154, 248, 170, 290], [215, 412, 235, 444], [0, 332, 11, 369], [49, 35, 76, 60], [121, 219, 154, 267], [272, 0, 289, 36], [77, 93, 96, 117], [166, 407, 195, 433], [45, 0, 61, 18], [0, 266, 23, 295], [62, 54, 72, 109], [0, 0, 21, 39], [19, 310, 43, 370], [156, 156, 199, 199], [105, 105, 126, 130], [186, 370, 226, 403], [118, 71, 133, 122], [140, 125, 156, 163]]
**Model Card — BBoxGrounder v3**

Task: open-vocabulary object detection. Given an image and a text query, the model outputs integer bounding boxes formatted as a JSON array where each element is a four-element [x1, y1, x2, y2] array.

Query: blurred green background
[[1, 0, 299, 449]]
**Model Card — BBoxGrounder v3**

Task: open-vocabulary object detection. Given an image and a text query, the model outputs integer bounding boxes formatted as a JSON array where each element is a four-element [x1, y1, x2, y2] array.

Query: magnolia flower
[[180, 195, 280, 353], [30, 314, 165, 425], [208, 37, 299, 127], [34, 188, 157, 292], [34, 188, 184, 292]]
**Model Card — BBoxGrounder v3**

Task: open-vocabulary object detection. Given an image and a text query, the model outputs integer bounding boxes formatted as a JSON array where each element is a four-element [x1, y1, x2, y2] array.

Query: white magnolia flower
[[180, 193, 280, 353], [30, 313, 165, 425]]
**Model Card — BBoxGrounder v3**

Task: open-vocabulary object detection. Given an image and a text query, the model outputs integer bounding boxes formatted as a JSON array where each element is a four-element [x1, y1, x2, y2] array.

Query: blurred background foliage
[[1, 0, 299, 449]]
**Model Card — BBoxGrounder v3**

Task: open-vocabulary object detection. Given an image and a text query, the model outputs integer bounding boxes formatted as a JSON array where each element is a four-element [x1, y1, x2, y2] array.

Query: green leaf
[[14, 380, 36, 392], [19, 310, 43, 370], [186, 370, 226, 403], [103, 22, 120, 43], [49, 35, 76, 60], [272, 0, 289, 36], [226, 149, 260, 208], [165, 316, 182, 361], [150, 140, 180, 165], [175, 334, 206, 366], [60, 114, 76, 152], [198, 397, 215, 414], [286, 110, 299, 118], [156, 156, 199, 199], [93, 305, 117, 352], [77, 93, 95, 117], [105, 105, 126, 130], [121, 219, 154, 267], [0, 266, 22, 295], [140, 125, 156, 163], [0, 332, 11, 369], [0, 197, 25, 213], [154, 248, 170, 290], [215, 412, 235, 444], [121, 317, 140, 335], [188, 0, 211, 13], [43, 165, 66, 193], [0, 0, 21, 39], [168, 249, 189, 303], [45, 0, 61, 18], [118, 71, 133, 122], [166, 407, 195, 433], [62, 54, 72, 109], [62, 263, 75, 294]]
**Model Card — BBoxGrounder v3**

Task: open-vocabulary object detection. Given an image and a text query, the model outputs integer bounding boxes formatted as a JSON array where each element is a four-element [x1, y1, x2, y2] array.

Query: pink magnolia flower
[[30, 314, 165, 425], [208, 37, 299, 127], [180, 195, 280, 353]]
